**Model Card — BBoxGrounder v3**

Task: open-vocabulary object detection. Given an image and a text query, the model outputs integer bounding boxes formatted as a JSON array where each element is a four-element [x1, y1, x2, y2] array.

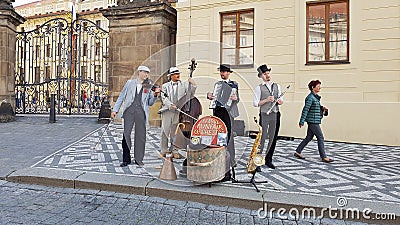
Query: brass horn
[[159, 123, 185, 180], [247, 117, 265, 173]]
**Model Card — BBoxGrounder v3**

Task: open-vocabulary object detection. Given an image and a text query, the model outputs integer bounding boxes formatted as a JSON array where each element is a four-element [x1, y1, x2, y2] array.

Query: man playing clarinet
[[253, 64, 283, 169]]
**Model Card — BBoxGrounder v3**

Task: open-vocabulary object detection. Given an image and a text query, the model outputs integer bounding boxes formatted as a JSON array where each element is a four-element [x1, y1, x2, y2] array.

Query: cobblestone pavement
[[0, 115, 103, 177], [33, 122, 400, 204], [0, 181, 377, 225], [1, 116, 398, 225]]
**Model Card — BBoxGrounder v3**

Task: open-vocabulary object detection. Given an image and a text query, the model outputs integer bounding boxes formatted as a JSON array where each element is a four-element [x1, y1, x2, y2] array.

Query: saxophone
[[247, 117, 265, 173]]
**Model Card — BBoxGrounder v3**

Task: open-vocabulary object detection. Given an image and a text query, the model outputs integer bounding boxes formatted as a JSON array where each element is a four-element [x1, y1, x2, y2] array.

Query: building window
[[35, 45, 41, 58], [94, 65, 101, 82], [19, 46, 24, 59], [35, 67, 40, 83], [220, 9, 254, 67], [95, 42, 100, 56], [57, 65, 62, 77], [81, 66, 88, 80], [46, 44, 51, 57], [83, 43, 87, 57], [45, 66, 51, 80], [83, 21, 88, 31], [96, 20, 101, 28], [19, 67, 25, 82], [306, 0, 349, 64], [57, 43, 62, 56]]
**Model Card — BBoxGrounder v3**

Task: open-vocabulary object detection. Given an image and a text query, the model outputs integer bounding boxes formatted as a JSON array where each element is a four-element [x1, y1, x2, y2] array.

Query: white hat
[[168, 67, 180, 76], [137, 66, 150, 73]]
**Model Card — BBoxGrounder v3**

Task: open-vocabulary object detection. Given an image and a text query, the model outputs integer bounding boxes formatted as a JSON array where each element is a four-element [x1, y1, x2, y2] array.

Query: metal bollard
[[49, 94, 56, 123]]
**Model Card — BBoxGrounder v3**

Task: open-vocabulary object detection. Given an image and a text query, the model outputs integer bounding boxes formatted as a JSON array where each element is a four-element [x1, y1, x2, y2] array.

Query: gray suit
[[112, 79, 156, 163], [113, 79, 156, 125], [159, 80, 196, 153]]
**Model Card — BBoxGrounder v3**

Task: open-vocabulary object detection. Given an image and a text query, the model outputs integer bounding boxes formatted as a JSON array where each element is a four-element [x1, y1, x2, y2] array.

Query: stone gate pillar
[[0, 0, 25, 111], [102, 0, 177, 127]]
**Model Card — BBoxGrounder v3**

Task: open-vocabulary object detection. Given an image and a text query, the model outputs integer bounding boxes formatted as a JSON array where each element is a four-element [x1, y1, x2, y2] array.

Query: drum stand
[[231, 166, 268, 192]]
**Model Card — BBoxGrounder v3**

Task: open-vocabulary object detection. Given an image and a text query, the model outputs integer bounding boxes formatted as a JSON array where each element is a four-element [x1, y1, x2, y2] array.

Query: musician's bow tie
[[172, 82, 178, 86]]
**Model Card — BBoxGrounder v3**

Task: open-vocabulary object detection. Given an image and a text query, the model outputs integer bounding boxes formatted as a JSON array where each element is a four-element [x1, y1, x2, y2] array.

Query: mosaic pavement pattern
[[33, 123, 400, 203]]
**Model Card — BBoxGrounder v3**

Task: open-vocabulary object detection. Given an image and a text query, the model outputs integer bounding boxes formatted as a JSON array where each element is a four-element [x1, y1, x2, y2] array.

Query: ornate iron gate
[[15, 18, 109, 114]]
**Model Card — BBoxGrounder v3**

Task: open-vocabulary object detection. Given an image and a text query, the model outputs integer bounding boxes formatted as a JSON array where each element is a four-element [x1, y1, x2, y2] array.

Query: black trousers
[[122, 106, 146, 164], [265, 111, 280, 162], [214, 106, 235, 167], [122, 135, 131, 164]]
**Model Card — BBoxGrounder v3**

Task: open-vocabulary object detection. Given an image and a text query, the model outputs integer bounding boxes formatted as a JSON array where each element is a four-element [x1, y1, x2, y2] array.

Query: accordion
[[209, 81, 237, 109]]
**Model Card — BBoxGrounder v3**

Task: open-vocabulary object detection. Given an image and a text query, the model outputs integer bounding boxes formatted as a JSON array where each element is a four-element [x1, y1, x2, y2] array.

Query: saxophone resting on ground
[[247, 117, 265, 173]]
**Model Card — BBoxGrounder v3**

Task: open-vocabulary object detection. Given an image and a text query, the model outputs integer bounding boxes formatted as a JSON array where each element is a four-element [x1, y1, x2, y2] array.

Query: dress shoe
[[219, 171, 231, 182], [294, 152, 306, 159], [265, 161, 276, 169], [322, 158, 334, 163], [120, 162, 130, 167], [134, 160, 144, 166]]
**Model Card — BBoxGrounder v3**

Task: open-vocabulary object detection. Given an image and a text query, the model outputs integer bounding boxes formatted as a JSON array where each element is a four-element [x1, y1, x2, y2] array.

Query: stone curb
[[75, 172, 151, 196], [6, 167, 81, 188], [5, 167, 400, 225], [146, 179, 264, 210]]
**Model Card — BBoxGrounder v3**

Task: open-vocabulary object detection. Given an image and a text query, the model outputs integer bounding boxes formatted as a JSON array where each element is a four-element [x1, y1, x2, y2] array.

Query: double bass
[[174, 59, 202, 148]]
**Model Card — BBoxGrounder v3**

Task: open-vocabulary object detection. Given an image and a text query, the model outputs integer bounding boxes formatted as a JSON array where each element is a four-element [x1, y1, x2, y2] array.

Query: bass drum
[[186, 115, 228, 183], [187, 146, 226, 183]]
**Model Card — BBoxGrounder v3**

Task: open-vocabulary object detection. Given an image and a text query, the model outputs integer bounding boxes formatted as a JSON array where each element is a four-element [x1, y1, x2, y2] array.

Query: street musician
[[207, 64, 239, 181]]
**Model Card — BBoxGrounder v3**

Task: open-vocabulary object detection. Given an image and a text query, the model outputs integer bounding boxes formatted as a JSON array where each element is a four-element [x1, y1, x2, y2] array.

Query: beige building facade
[[12, 0, 399, 145], [15, 0, 115, 31], [175, 0, 400, 146]]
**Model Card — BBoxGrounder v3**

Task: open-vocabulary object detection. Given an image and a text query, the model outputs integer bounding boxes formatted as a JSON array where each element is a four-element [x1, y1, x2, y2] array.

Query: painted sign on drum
[[190, 116, 228, 147], [188, 116, 228, 183]]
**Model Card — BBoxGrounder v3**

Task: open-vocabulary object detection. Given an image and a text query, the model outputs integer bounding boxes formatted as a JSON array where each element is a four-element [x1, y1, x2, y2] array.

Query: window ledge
[[306, 61, 350, 66], [230, 64, 254, 69]]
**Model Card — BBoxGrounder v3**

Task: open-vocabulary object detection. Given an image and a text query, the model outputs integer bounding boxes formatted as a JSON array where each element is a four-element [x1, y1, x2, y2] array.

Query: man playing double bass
[[207, 64, 240, 182], [159, 67, 197, 159]]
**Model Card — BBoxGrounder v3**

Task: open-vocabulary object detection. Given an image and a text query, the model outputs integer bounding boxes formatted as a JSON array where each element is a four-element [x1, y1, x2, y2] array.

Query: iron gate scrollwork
[[15, 18, 109, 114]]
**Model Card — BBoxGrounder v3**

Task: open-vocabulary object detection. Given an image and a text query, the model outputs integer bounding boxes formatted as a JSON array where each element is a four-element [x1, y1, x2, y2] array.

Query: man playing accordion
[[207, 64, 240, 181]]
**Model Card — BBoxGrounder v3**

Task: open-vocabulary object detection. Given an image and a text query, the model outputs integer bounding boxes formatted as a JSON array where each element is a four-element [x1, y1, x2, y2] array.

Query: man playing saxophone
[[253, 64, 283, 169]]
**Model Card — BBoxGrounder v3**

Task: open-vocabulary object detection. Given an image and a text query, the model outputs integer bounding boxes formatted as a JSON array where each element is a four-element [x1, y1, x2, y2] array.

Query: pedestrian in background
[[294, 80, 333, 163]]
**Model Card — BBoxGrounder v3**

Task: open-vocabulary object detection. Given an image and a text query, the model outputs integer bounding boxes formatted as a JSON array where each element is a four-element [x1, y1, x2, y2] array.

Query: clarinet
[[266, 85, 290, 115]]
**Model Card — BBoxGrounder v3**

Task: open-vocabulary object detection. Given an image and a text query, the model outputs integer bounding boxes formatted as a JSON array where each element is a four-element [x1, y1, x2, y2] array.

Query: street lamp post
[[49, 82, 57, 123]]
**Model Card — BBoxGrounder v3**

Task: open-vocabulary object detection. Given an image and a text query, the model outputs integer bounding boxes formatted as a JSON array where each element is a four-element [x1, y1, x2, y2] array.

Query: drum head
[[190, 116, 228, 148]]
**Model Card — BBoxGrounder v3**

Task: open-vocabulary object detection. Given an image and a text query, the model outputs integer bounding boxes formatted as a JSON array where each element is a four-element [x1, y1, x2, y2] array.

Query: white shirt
[[253, 81, 283, 107], [136, 83, 143, 94], [171, 81, 181, 95]]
